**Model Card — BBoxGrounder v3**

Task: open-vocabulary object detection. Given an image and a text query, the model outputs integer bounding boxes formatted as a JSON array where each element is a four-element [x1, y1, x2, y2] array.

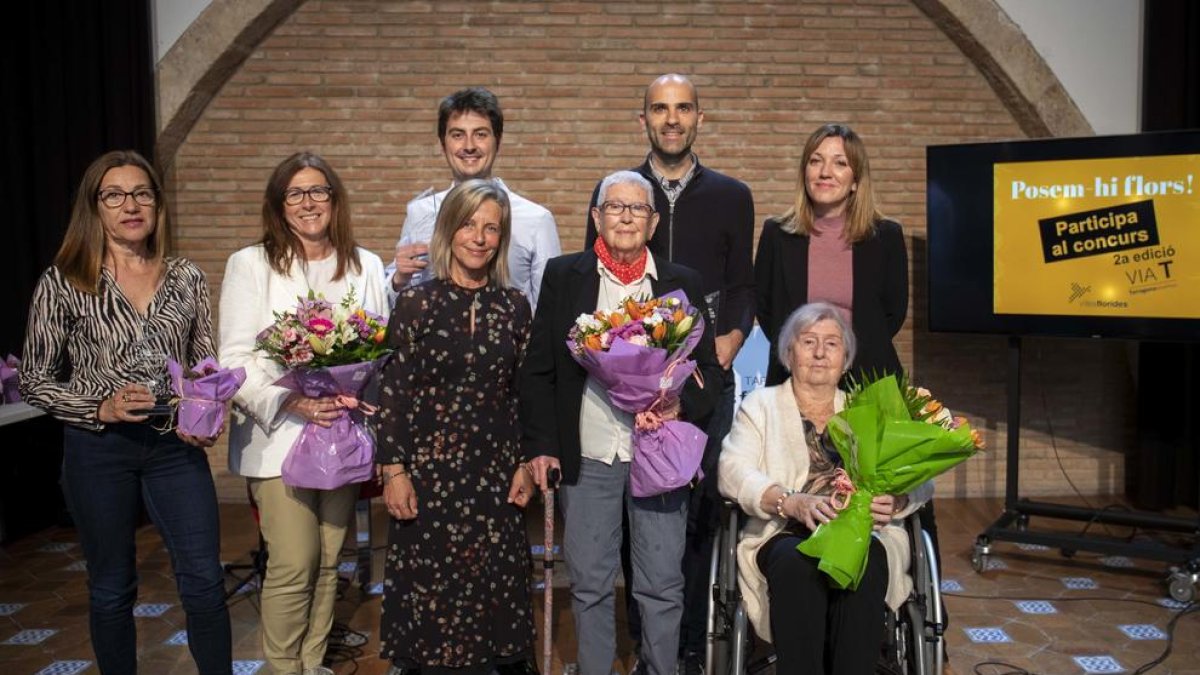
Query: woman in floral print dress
[[377, 179, 539, 675]]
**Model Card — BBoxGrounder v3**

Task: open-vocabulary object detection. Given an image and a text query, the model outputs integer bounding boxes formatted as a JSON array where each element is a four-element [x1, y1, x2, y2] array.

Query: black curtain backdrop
[[1130, 0, 1200, 510], [0, 0, 153, 541], [2, 0, 155, 357]]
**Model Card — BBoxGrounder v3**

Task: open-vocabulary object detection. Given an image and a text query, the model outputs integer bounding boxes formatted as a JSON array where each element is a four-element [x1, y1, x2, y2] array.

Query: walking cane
[[543, 467, 561, 675]]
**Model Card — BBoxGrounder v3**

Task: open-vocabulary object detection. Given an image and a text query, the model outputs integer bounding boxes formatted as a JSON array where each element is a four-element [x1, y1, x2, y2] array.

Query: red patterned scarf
[[593, 237, 648, 286]]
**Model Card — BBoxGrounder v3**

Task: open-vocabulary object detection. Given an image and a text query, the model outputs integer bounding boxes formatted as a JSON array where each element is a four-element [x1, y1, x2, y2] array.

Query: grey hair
[[597, 170, 655, 206], [776, 301, 857, 372]]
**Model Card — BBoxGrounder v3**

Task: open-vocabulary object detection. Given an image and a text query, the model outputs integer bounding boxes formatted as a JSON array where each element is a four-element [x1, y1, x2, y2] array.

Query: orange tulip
[[584, 334, 603, 351], [373, 329, 387, 344], [625, 299, 644, 320], [652, 322, 667, 341], [609, 313, 626, 327], [970, 428, 986, 449], [672, 309, 685, 324]]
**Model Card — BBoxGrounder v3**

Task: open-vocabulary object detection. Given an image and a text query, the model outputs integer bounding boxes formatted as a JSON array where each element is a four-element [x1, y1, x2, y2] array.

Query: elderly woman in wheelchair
[[717, 302, 933, 674]]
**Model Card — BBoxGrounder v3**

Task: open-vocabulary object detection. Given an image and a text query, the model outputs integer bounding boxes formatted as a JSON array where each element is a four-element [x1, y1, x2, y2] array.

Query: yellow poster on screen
[[994, 154, 1199, 318]]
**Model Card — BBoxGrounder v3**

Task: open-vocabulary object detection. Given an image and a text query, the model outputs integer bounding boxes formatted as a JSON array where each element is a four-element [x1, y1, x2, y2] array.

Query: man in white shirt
[[385, 87, 561, 310]]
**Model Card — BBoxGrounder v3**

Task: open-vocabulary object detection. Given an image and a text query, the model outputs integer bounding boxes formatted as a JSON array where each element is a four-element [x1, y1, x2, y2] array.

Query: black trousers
[[758, 533, 889, 674]]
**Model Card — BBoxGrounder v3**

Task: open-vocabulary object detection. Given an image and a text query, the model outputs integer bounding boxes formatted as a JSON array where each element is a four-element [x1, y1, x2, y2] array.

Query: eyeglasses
[[98, 188, 157, 209], [283, 186, 333, 205], [599, 201, 655, 219]]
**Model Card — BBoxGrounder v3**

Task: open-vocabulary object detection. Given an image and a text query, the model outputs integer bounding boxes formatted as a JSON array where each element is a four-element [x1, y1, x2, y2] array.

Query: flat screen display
[[926, 131, 1200, 340]]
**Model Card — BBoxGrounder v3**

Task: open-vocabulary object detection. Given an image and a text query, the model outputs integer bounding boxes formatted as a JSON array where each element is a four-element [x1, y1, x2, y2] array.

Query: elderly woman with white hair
[[521, 170, 723, 675], [718, 301, 932, 675]]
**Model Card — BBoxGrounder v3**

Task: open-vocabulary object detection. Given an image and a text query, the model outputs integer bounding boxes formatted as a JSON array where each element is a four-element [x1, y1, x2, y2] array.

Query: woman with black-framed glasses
[[20, 149, 231, 674], [218, 151, 388, 675]]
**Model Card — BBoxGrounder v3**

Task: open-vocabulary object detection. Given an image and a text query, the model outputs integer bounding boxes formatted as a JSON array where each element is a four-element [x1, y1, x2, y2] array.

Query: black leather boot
[[495, 658, 539, 675]]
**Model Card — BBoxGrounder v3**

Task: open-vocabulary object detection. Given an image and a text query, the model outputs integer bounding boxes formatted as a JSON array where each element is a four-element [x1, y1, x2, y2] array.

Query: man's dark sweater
[[585, 158, 755, 338]]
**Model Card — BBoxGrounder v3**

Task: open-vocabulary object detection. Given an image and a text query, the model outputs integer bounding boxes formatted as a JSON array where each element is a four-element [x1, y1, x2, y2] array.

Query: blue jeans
[[63, 424, 231, 675]]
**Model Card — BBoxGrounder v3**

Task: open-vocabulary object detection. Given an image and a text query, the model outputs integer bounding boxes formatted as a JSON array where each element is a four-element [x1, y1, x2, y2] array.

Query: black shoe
[[679, 651, 704, 675], [496, 658, 539, 675]]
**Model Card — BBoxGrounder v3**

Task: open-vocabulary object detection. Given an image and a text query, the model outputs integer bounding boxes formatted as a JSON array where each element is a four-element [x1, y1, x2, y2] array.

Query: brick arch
[[166, 0, 1120, 501], [911, 0, 1092, 137], [155, 0, 1092, 172], [155, 0, 303, 171]]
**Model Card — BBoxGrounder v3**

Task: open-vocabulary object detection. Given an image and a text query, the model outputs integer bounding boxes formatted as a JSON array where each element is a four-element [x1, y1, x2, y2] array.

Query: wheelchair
[[706, 500, 945, 674]]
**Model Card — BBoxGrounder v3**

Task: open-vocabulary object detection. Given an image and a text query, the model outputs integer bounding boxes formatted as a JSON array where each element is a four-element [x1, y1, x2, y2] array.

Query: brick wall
[[167, 0, 1131, 502]]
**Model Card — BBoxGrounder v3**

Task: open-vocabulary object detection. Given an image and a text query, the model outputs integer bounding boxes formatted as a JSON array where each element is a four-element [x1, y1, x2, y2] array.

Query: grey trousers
[[560, 458, 688, 675]]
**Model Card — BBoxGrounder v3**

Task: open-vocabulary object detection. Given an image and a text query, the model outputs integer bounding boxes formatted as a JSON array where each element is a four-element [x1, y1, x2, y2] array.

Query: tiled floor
[[1, 497, 1197, 674]]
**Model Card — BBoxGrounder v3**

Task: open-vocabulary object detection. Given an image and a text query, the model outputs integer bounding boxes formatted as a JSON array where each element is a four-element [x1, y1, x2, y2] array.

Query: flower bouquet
[[167, 357, 246, 437], [1, 354, 19, 404], [256, 288, 390, 490], [567, 290, 707, 497], [796, 374, 983, 590]]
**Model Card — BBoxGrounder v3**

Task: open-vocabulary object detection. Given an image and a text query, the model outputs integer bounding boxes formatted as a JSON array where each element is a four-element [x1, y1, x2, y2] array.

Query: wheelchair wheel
[[707, 501, 745, 675], [889, 513, 945, 675]]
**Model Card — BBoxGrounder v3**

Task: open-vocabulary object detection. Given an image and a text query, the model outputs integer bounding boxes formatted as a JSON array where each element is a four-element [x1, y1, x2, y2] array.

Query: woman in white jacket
[[219, 152, 387, 675], [718, 302, 931, 675]]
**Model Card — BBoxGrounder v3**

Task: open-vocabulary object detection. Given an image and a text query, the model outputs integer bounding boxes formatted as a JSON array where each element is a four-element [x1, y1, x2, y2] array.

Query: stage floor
[[2, 496, 1198, 674]]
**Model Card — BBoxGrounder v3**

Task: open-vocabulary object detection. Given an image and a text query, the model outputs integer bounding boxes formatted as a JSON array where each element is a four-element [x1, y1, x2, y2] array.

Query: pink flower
[[306, 317, 335, 335], [627, 334, 650, 347], [284, 344, 314, 367]]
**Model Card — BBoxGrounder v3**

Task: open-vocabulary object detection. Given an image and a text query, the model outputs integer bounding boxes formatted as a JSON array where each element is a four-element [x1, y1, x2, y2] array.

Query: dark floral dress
[[377, 279, 535, 670]]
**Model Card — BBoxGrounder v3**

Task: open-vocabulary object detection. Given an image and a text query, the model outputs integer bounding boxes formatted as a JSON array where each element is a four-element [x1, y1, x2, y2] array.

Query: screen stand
[[972, 336, 1200, 602]]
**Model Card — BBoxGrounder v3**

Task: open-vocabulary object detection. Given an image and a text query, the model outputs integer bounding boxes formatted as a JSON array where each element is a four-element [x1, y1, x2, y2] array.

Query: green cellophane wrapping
[[796, 375, 978, 590]]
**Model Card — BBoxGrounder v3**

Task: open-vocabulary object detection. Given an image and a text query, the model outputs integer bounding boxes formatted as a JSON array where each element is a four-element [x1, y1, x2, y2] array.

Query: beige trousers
[[249, 477, 358, 675]]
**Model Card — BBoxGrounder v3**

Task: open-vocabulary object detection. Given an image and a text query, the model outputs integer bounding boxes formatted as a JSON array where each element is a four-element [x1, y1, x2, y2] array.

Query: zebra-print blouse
[[20, 258, 216, 430]]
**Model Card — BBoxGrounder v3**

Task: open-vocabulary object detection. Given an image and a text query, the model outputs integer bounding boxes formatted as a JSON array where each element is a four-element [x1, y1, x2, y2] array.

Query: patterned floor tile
[[1017, 542, 1050, 551], [332, 630, 368, 647], [36, 543, 76, 553], [337, 561, 357, 575], [232, 660, 266, 674], [984, 557, 1008, 571], [132, 603, 173, 617], [0, 603, 27, 616], [231, 578, 261, 595], [1099, 555, 1135, 568], [164, 630, 189, 646], [963, 626, 1012, 643], [1014, 600, 1057, 614], [1061, 576, 1098, 590], [1118, 623, 1167, 640], [1073, 655, 1123, 673], [366, 581, 384, 596], [1158, 597, 1190, 610], [33, 661, 91, 675], [940, 579, 964, 592], [355, 529, 370, 544], [3, 628, 59, 645], [530, 544, 561, 556], [60, 560, 87, 572]]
